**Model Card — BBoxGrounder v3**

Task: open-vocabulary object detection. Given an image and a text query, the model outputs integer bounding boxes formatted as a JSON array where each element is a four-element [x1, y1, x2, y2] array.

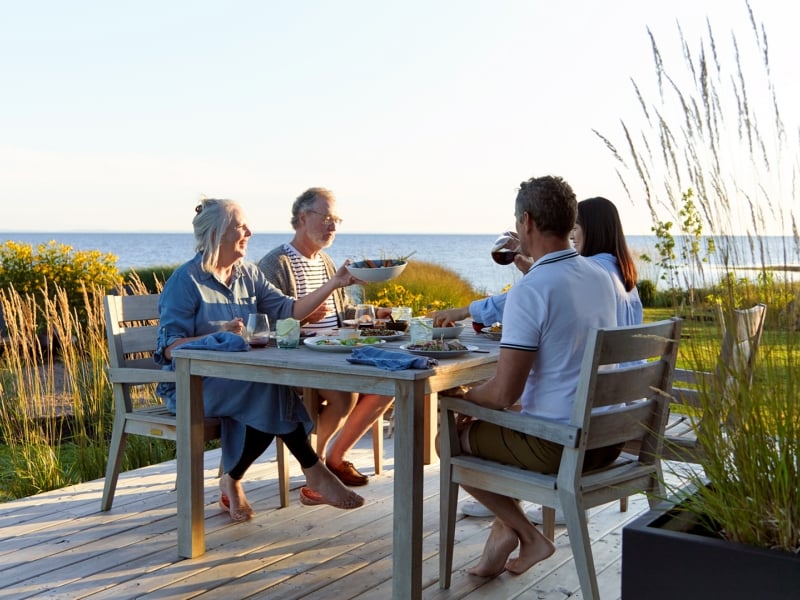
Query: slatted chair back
[[439, 318, 682, 600], [664, 303, 766, 463]]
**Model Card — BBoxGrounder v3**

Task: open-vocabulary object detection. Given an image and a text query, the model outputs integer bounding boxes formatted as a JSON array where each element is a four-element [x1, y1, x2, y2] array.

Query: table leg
[[392, 379, 426, 599], [176, 359, 206, 558]]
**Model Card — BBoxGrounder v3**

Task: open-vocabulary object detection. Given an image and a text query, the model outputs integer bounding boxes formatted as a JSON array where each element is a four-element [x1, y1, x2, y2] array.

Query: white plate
[[346, 260, 407, 282], [480, 327, 502, 341], [431, 324, 465, 339], [399, 343, 478, 359], [303, 336, 386, 352]]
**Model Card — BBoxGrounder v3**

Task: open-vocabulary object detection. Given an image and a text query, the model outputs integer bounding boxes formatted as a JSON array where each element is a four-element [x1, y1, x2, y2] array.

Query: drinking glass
[[244, 313, 270, 348], [355, 304, 376, 329], [491, 231, 521, 265], [275, 318, 301, 349], [409, 317, 433, 345]]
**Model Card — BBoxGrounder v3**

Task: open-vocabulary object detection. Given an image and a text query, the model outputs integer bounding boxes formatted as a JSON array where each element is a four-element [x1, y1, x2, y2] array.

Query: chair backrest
[[104, 294, 163, 373], [716, 303, 767, 392], [673, 303, 767, 410], [571, 318, 682, 467]]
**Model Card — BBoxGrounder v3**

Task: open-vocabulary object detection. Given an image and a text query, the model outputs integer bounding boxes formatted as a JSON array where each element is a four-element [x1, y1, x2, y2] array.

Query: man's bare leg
[[314, 390, 357, 460]]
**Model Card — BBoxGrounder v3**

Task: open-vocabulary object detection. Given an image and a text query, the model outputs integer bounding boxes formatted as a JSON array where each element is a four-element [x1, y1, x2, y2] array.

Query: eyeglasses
[[306, 209, 343, 226]]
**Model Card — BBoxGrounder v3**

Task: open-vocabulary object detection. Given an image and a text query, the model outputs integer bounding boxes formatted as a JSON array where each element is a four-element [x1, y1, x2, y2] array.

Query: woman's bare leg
[[219, 473, 255, 521], [302, 461, 365, 509]]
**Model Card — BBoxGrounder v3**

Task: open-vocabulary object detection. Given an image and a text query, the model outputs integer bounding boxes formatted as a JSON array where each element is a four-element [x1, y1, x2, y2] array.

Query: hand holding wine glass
[[491, 231, 521, 265]]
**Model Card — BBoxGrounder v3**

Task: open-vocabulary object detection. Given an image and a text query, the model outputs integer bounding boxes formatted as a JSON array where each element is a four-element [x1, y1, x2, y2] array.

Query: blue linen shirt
[[154, 253, 312, 470]]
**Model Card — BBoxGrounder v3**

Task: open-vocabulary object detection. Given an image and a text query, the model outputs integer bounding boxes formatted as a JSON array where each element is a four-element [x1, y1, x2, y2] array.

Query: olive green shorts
[[468, 420, 622, 474]]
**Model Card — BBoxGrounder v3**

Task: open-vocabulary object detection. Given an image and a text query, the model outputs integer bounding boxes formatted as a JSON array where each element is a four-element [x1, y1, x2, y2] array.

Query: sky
[[2, 1, 797, 235]]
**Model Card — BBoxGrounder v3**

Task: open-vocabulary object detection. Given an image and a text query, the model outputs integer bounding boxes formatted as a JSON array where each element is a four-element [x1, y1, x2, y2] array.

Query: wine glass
[[245, 313, 270, 347], [354, 304, 376, 330], [491, 231, 521, 265]]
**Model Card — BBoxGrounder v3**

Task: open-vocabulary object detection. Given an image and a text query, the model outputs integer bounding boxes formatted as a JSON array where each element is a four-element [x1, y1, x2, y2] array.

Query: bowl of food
[[385, 319, 409, 332], [481, 323, 502, 341], [346, 259, 407, 283], [431, 323, 465, 339]]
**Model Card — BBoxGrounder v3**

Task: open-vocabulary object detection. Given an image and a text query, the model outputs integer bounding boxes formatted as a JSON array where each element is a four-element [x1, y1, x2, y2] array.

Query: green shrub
[[123, 265, 177, 294], [636, 279, 657, 307], [0, 240, 123, 330], [364, 259, 484, 315]]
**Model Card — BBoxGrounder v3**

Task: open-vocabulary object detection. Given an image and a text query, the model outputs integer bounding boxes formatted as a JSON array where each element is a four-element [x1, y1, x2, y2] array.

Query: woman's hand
[[221, 318, 244, 334]]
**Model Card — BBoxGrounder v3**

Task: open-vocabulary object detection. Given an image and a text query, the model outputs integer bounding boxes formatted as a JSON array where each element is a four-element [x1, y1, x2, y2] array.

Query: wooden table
[[172, 329, 500, 600]]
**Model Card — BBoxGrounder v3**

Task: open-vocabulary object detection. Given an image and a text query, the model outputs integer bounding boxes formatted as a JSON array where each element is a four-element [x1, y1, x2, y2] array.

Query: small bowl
[[346, 260, 407, 283], [337, 328, 360, 341], [480, 326, 502, 341], [431, 323, 465, 339], [385, 319, 408, 332]]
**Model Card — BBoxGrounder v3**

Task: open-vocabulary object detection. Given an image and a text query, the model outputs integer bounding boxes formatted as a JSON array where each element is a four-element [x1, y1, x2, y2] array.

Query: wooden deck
[[0, 430, 661, 599]]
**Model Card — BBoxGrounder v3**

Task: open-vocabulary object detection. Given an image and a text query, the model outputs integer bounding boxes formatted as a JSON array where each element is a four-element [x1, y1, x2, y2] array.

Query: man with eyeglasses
[[257, 187, 394, 488]]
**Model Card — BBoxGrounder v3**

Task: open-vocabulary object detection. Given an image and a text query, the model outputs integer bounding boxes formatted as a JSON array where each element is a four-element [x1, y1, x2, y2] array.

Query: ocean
[[2, 232, 798, 294]]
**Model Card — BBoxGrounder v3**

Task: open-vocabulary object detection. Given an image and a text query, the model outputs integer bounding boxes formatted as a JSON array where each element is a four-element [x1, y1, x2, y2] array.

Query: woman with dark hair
[[572, 196, 643, 327]]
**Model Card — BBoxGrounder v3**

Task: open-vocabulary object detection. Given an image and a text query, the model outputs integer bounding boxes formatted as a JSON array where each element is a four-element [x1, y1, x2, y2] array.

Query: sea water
[[2, 232, 798, 294]]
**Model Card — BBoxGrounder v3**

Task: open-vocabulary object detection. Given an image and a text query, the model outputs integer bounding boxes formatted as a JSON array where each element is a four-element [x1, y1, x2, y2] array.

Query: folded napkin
[[179, 331, 250, 352], [347, 345, 437, 371]]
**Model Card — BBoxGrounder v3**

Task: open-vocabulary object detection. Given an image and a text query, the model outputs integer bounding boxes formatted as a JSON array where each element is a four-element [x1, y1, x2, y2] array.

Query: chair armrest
[[439, 396, 581, 448], [673, 368, 714, 387], [107, 367, 176, 385]]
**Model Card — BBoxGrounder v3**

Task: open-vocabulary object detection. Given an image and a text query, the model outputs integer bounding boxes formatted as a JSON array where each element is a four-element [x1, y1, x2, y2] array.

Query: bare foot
[[303, 462, 364, 509], [505, 526, 555, 574], [467, 519, 519, 578], [219, 473, 255, 522]]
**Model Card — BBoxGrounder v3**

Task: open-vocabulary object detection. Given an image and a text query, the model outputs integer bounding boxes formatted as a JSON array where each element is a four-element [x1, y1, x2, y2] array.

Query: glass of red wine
[[491, 231, 520, 265]]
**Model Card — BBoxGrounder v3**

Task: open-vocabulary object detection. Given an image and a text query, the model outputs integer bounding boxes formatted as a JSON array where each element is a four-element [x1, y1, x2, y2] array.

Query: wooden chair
[[101, 293, 225, 511], [439, 318, 682, 600], [662, 302, 767, 463]]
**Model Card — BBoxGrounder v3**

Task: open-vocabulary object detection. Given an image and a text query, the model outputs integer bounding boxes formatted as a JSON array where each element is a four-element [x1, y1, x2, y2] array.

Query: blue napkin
[[347, 345, 437, 370], [179, 331, 250, 353]]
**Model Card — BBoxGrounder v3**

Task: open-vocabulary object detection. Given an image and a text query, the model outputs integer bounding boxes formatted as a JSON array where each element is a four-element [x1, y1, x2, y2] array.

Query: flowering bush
[[0, 240, 123, 331]]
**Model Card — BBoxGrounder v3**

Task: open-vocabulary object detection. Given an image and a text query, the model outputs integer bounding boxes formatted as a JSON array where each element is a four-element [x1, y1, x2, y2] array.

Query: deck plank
[[0, 434, 678, 600]]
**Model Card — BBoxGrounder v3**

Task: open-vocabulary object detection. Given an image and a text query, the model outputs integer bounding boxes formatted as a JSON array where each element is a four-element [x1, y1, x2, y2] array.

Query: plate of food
[[400, 339, 478, 358], [481, 323, 502, 341], [346, 258, 408, 282], [303, 335, 386, 352], [431, 323, 465, 339]]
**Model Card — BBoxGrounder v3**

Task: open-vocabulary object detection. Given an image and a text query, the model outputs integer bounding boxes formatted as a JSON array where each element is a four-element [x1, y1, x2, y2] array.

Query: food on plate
[[358, 328, 396, 337], [313, 336, 381, 347], [351, 251, 416, 269], [406, 339, 468, 352], [487, 322, 502, 333]]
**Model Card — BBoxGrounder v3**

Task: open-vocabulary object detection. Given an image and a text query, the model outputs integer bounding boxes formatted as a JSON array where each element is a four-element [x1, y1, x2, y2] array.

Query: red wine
[[491, 249, 518, 265]]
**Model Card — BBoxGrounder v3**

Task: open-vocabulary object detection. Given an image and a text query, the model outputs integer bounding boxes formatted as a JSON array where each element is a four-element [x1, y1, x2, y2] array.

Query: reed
[[598, 1, 799, 552], [0, 277, 174, 502]]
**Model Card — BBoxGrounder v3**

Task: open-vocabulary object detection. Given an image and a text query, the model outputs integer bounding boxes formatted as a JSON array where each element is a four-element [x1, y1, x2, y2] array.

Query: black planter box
[[622, 498, 800, 599]]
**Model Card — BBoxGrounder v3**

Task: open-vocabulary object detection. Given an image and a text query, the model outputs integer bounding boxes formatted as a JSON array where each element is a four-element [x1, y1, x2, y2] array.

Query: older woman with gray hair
[[155, 198, 364, 521]]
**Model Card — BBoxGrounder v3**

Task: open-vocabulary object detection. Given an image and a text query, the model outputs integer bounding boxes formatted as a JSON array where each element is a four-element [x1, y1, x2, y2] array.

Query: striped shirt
[[285, 243, 338, 331]]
